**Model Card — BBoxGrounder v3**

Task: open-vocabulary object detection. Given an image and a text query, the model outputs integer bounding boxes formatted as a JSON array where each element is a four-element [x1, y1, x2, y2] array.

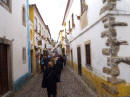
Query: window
[[72, 14, 75, 28], [44, 31, 45, 36], [22, 6, 26, 26], [68, 20, 72, 32], [38, 40, 42, 45], [34, 17, 37, 32], [42, 27, 43, 35], [0, 0, 11, 12], [81, 0, 86, 15], [22, 48, 26, 64], [39, 24, 41, 34], [1, 0, 9, 5], [85, 43, 91, 67]]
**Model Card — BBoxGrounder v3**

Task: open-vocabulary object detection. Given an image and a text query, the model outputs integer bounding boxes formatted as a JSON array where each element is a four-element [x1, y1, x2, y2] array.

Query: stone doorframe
[[0, 37, 13, 93]]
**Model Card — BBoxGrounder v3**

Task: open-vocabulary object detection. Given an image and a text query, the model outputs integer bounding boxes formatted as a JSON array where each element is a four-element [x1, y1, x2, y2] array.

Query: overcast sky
[[29, 0, 67, 41]]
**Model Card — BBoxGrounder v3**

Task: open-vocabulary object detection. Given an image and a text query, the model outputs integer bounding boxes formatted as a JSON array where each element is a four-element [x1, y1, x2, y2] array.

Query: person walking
[[40, 54, 44, 72], [42, 58, 58, 97], [55, 55, 63, 82], [63, 54, 66, 67], [42, 50, 49, 72]]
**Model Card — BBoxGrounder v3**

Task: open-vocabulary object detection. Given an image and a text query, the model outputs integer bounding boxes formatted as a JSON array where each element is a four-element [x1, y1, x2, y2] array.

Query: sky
[[29, 0, 67, 41]]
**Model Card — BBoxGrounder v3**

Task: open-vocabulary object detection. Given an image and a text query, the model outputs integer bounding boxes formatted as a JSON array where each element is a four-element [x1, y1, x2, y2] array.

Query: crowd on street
[[40, 49, 66, 97]]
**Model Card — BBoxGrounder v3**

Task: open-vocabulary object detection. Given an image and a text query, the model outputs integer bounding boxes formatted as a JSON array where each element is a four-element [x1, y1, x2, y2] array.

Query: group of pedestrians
[[40, 50, 66, 97]]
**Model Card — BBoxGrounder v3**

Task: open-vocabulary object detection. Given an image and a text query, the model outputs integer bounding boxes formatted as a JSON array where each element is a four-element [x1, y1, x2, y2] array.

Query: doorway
[[77, 46, 82, 75], [71, 49, 73, 67], [0, 44, 9, 95]]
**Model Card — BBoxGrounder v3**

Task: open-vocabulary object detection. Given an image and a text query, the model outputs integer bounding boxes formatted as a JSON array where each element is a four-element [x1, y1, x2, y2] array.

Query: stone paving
[[14, 66, 97, 97]]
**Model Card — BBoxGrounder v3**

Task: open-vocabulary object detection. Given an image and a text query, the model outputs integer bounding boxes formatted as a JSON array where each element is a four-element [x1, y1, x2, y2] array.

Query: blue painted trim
[[26, 0, 31, 73], [14, 73, 31, 91]]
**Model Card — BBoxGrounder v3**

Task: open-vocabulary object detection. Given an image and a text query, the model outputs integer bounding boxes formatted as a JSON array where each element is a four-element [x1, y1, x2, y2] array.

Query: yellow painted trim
[[29, 7, 36, 74], [61, 31, 63, 48], [67, 60, 130, 97]]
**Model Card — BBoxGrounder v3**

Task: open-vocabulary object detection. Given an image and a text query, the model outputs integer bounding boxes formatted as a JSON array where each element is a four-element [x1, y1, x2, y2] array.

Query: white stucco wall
[[33, 8, 47, 49], [64, 0, 130, 83], [0, 0, 28, 81], [115, 15, 130, 82]]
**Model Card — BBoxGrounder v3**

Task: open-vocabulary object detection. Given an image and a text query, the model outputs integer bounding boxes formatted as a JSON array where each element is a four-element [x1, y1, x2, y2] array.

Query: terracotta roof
[[62, 0, 70, 25]]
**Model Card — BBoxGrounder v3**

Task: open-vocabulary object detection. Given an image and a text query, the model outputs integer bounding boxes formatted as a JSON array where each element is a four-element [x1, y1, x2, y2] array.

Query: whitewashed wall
[[34, 9, 46, 49], [115, 16, 130, 82], [64, 0, 130, 82], [0, 0, 28, 81]]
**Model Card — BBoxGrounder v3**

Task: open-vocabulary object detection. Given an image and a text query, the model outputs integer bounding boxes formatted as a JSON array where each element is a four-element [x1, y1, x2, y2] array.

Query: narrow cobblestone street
[[14, 66, 97, 97]]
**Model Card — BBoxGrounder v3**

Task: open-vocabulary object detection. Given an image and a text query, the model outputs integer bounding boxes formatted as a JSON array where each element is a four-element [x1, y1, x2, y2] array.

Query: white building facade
[[0, 0, 30, 96], [62, 0, 130, 97], [29, 4, 52, 73]]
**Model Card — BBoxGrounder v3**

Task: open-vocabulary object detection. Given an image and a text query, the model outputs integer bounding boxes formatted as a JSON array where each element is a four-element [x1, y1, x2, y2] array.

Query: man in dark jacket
[[42, 59, 58, 97]]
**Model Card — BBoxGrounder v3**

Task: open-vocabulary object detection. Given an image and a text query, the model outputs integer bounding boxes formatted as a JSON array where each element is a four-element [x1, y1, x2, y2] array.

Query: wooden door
[[0, 44, 9, 95], [77, 47, 82, 75]]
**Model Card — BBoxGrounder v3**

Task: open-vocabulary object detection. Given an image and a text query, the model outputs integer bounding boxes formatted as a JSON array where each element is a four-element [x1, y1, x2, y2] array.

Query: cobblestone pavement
[[14, 66, 97, 97]]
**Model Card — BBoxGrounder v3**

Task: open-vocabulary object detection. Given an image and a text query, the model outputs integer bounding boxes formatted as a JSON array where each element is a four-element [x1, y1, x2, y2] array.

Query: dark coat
[[42, 57, 49, 72], [55, 57, 63, 82], [42, 67, 58, 95]]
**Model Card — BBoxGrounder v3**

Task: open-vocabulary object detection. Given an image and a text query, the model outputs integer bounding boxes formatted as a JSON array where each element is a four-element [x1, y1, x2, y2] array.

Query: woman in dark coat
[[42, 59, 58, 97]]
